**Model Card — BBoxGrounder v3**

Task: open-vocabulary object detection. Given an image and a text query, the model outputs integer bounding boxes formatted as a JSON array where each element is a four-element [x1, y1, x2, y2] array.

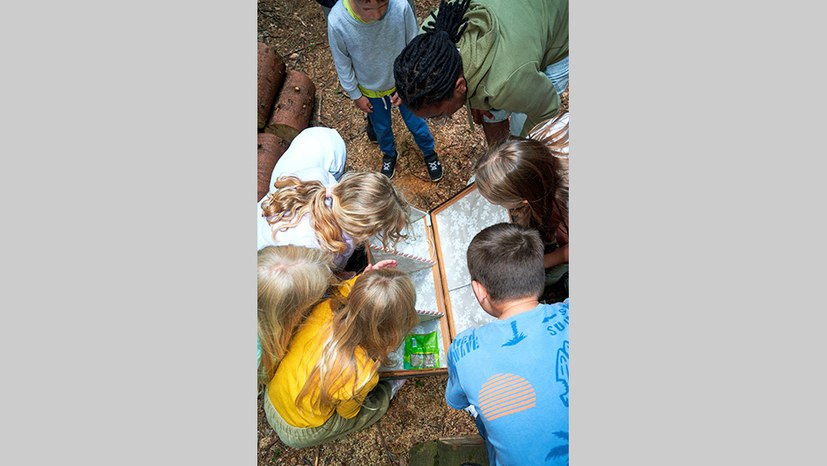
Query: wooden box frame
[[369, 183, 511, 378]]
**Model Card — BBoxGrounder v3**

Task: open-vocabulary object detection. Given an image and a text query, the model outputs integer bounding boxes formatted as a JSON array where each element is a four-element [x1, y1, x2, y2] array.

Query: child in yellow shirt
[[263, 262, 417, 447]]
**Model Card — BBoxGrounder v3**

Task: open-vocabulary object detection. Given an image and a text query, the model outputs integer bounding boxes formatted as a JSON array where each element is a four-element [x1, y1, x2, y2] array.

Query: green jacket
[[423, 0, 568, 135]]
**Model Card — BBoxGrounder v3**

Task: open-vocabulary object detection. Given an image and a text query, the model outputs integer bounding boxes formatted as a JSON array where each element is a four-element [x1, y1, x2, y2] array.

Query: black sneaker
[[381, 152, 397, 179], [366, 117, 378, 144], [424, 152, 443, 182]]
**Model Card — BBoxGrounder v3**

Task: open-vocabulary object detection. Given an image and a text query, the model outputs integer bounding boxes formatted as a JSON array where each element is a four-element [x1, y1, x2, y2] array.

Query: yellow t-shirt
[[266, 277, 380, 428]]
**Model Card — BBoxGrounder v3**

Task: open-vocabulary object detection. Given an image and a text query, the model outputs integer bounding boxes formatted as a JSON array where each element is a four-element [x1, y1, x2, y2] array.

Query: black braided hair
[[393, 0, 471, 109]]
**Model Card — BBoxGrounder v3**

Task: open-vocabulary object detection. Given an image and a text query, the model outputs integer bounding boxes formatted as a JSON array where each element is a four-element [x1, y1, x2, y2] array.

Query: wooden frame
[[369, 183, 511, 378]]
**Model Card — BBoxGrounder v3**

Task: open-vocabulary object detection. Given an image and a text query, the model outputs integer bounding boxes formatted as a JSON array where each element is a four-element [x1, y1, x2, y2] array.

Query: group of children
[[259, 0, 569, 464]]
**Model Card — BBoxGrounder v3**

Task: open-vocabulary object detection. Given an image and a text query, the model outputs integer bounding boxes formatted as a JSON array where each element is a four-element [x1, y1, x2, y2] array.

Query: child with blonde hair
[[257, 245, 335, 386], [257, 127, 410, 271], [263, 263, 418, 448]]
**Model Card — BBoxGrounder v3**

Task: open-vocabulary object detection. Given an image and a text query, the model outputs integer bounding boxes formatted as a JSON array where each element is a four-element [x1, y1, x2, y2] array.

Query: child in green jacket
[[394, 0, 568, 145]]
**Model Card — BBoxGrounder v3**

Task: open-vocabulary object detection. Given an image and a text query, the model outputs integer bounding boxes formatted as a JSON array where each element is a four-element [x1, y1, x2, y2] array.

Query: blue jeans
[[366, 95, 435, 158], [483, 55, 570, 136]]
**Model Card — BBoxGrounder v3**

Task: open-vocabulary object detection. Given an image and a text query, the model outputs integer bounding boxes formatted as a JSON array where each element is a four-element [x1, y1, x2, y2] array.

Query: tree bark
[[258, 42, 286, 130], [264, 69, 315, 143], [257, 133, 289, 202]]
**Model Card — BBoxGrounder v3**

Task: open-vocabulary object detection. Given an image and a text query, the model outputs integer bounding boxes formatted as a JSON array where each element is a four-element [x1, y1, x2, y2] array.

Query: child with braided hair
[[262, 265, 419, 447], [393, 0, 569, 146], [327, 0, 445, 181], [257, 127, 410, 271]]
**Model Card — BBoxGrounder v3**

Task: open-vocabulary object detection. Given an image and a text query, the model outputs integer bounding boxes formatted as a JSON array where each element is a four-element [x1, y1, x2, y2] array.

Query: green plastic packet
[[403, 331, 440, 370]]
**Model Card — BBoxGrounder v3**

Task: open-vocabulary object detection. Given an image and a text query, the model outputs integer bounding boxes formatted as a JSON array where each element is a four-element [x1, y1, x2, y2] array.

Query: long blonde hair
[[257, 245, 335, 385], [296, 269, 418, 411], [260, 171, 410, 255]]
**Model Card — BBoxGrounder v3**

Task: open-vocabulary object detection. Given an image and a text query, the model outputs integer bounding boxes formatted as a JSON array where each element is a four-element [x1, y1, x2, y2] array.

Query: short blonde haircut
[[296, 268, 418, 411], [257, 245, 335, 385], [260, 171, 410, 257]]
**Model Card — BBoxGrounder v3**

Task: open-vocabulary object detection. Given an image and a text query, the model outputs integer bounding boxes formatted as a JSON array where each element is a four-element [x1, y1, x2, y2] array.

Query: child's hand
[[363, 259, 397, 272], [355, 96, 373, 113], [390, 92, 402, 107]]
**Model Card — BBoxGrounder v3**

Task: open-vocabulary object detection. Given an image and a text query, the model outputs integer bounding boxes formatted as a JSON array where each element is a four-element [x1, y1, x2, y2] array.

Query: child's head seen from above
[[393, 0, 470, 116], [466, 223, 545, 307], [349, 0, 390, 23], [257, 245, 334, 384], [473, 137, 568, 243]]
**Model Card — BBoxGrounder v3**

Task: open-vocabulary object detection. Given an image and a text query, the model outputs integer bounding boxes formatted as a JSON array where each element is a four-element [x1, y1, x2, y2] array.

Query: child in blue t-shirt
[[447, 222, 570, 465], [327, 0, 443, 182]]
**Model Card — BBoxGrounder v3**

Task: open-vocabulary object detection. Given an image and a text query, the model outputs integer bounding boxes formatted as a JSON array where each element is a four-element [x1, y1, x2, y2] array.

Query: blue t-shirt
[[446, 299, 570, 466]]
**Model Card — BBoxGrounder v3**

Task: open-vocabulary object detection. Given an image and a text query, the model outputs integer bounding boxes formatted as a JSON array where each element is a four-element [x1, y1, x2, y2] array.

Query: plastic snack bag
[[403, 331, 440, 370]]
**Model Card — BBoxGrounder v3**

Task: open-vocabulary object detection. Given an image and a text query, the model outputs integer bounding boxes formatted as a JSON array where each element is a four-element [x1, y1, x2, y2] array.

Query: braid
[[422, 0, 470, 41], [394, 0, 471, 109]]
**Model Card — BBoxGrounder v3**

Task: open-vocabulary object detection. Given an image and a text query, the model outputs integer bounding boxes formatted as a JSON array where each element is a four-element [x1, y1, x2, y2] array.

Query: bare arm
[[354, 95, 373, 113], [363, 259, 397, 272], [544, 244, 568, 269]]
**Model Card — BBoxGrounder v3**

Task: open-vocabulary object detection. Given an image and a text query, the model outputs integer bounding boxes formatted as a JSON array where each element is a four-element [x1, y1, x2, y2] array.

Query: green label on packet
[[403, 331, 440, 370]]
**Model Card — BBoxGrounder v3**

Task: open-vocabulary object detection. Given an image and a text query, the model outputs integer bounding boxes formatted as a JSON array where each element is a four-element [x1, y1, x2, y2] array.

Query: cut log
[[257, 133, 290, 202], [264, 69, 315, 143], [258, 42, 286, 130]]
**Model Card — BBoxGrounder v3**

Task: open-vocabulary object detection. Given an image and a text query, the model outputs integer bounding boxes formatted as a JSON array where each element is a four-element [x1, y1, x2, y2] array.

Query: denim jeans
[[367, 95, 435, 158], [483, 55, 570, 136]]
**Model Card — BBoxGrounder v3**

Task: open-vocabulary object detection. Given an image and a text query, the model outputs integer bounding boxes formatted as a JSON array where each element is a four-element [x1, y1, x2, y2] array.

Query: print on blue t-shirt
[[501, 320, 527, 346], [445, 299, 570, 466], [556, 340, 569, 407]]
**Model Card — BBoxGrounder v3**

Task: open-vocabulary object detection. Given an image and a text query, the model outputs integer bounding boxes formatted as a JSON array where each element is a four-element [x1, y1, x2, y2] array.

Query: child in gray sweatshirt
[[327, 0, 443, 182]]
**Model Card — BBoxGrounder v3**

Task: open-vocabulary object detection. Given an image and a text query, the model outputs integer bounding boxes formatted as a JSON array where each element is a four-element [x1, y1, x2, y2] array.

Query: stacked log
[[257, 41, 317, 200], [257, 133, 290, 202], [258, 42, 286, 130], [263, 70, 316, 143]]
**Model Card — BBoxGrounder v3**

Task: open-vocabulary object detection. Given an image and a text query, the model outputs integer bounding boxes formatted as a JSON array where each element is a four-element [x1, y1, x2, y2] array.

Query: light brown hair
[[473, 136, 568, 245]]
